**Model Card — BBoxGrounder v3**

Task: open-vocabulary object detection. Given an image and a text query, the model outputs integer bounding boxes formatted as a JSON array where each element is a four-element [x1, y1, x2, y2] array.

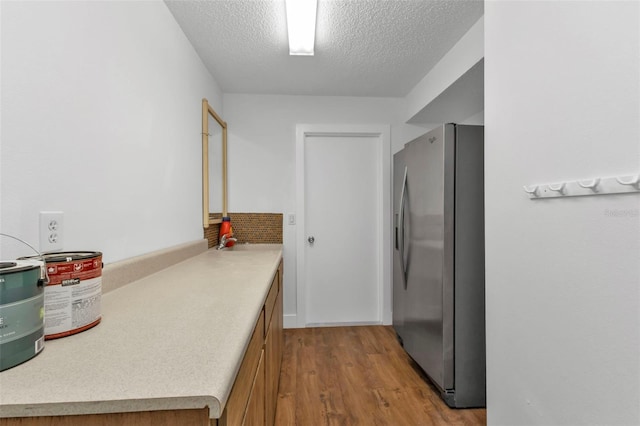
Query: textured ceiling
[[164, 0, 483, 97]]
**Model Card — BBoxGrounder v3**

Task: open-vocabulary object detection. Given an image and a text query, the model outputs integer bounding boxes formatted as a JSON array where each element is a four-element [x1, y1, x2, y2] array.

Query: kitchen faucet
[[217, 234, 237, 250]]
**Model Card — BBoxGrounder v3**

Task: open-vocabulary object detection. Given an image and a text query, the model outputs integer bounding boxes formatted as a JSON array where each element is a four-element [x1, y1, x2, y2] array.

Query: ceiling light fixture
[[285, 0, 318, 56]]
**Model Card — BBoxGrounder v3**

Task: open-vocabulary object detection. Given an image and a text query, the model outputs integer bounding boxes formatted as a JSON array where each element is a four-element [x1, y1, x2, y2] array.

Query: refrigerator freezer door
[[398, 166, 409, 287], [400, 125, 455, 392]]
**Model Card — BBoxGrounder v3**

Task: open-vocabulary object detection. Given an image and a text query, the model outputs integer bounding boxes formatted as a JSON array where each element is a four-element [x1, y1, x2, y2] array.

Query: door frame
[[295, 124, 391, 328]]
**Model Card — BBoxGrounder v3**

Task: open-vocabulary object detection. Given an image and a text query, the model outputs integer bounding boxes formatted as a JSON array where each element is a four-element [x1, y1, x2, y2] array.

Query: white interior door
[[296, 125, 391, 328]]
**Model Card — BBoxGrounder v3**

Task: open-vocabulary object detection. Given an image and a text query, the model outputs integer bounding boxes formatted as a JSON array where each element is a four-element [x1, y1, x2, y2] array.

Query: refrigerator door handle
[[399, 166, 408, 288]]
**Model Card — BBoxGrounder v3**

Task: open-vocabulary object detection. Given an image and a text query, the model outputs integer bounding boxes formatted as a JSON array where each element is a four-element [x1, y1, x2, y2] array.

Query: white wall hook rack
[[615, 175, 639, 186], [523, 185, 538, 196], [525, 173, 640, 199], [547, 182, 565, 194], [577, 178, 600, 192]]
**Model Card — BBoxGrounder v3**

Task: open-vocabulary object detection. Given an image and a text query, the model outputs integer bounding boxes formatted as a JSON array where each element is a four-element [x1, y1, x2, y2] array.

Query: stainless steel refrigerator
[[393, 123, 485, 408]]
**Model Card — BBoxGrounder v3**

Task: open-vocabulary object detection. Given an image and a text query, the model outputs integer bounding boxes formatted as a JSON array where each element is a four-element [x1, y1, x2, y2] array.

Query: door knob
[[308, 236, 315, 244]]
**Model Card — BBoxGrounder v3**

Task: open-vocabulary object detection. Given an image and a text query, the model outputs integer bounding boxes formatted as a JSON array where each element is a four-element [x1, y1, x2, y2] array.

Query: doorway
[[295, 125, 391, 327]]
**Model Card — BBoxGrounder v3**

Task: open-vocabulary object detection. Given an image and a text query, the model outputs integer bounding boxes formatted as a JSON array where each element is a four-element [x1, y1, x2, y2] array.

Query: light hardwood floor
[[274, 326, 486, 426]]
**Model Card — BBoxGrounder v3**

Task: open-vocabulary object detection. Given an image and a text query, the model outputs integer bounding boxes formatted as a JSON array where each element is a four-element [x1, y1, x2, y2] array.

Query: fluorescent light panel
[[285, 0, 317, 56]]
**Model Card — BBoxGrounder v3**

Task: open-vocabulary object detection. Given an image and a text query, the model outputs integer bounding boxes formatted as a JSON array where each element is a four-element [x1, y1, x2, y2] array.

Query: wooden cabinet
[[265, 261, 283, 426], [220, 260, 283, 426]]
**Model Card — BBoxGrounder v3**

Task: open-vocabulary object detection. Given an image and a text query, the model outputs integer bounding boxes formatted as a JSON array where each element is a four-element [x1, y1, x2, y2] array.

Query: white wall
[[460, 110, 484, 126], [222, 94, 422, 326], [485, 1, 639, 424], [405, 16, 484, 124], [401, 16, 484, 142], [1, 1, 222, 263]]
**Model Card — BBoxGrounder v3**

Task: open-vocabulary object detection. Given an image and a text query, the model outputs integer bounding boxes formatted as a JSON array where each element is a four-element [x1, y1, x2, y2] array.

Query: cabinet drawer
[[241, 349, 265, 426], [219, 311, 265, 426], [264, 272, 278, 336]]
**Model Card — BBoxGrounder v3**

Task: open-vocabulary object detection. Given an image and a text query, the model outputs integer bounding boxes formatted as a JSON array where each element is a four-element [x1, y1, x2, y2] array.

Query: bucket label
[[46, 257, 101, 285], [0, 294, 45, 344], [35, 336, 44, 354], [44, 276, 101, 336]]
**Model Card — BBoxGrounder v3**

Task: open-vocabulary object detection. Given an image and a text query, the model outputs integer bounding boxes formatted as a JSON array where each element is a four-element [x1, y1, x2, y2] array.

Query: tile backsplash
[[204, 213, 283, 249]]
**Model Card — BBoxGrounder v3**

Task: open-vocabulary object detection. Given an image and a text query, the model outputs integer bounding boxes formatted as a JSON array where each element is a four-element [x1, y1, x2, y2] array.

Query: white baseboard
[[284, 314, 384, 329], [305, 321, 383, 327], [283, 314, 298, 329], [283, 314, 387, 329]]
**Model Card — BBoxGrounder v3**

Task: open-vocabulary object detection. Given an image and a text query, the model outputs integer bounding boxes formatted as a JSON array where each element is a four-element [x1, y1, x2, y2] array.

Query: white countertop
[[0, 244, 283, 419]]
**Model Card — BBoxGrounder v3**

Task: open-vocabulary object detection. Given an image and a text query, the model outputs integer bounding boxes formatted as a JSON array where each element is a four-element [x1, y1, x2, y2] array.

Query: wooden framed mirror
[[202, 98, 227, 228]]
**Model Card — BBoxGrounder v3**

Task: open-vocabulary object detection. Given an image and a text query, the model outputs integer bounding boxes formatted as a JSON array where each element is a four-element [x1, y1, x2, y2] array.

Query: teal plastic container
[[0, 261, 45, 371]]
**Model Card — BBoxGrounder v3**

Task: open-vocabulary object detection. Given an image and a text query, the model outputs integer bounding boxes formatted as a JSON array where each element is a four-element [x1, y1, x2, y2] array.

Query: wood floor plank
[[295, 331, 323, 423], [274, 326, 486, 426], [313, 329, 349, 426], [275, 330, 297, 424]]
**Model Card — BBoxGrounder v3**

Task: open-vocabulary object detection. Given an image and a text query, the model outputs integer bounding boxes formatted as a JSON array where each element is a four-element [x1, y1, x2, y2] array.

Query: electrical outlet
[[40, 211, 64, 252], [287, 213, 296, 225]]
